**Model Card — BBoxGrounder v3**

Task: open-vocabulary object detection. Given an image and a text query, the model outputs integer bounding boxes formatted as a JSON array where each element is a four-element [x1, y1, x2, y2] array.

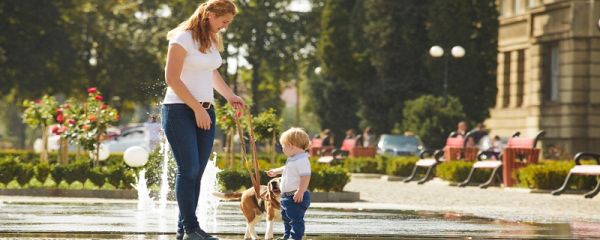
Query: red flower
[[87, 87, 97, 94], [88, 115, 96, 122], [68, 119, 76, 125], [236, 111, 242, 118], [56, 114, 64, 123], [62, 103, 70, 109], [56, 108, 63, 114], [115, 115, 120, 121], [51, 125, 60, 134], [95, 95, 103, 101], [34, 99, 41, 104], [82, 125, 90, 130], [101, 104, 107, 110]]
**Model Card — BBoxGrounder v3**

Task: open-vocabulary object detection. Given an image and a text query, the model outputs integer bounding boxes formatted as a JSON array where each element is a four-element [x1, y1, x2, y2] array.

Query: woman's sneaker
[[183, 228, 218, 240]]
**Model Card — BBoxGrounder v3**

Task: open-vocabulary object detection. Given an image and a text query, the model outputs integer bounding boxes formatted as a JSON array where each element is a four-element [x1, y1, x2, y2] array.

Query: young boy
[[267, 127, 311, 240]]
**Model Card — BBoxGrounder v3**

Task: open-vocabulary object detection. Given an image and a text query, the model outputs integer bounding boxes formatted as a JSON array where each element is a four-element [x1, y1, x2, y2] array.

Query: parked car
[[377, 134, 424, 156], [103, 125, 152, 152]]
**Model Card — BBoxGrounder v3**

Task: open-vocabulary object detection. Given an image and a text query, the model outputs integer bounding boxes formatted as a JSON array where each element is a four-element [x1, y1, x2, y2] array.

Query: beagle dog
[[213, 178, 282, 240]]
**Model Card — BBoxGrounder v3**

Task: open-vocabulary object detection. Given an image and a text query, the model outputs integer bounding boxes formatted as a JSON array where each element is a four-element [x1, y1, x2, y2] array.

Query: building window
[[528, 0, 538, 8], [516, 50, 525, 107], [503, 51, 511, 107], [543, 44, 560, 102], [501, 0, 511, 17], [513, 0, 524, 15]]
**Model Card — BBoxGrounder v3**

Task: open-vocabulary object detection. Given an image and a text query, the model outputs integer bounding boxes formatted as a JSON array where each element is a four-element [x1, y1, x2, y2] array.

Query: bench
[[318, 139, 375, 164], [501, 130, 545, 187], [309, 138, 333, 157], [458, 131, 520, 188], [404, 132, 475, 184], [551, 152, 600, 198], [403, 150, 444, 184]]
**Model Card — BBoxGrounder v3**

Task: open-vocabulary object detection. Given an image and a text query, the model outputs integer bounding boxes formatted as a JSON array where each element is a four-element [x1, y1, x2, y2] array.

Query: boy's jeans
[[162, 103, 216, 234], [280, 191, 311, 240]]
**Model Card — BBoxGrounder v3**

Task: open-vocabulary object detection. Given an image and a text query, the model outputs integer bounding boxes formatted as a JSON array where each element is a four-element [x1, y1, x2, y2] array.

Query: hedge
[[436, 161, 491, 183], [517, 160, 597, 190], [217, 166, 350, 192]]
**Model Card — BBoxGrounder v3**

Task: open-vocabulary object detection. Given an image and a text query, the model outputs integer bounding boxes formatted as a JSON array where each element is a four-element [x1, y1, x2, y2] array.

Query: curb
[[311, 191, 360, 202], [0, 189, 137, 199]]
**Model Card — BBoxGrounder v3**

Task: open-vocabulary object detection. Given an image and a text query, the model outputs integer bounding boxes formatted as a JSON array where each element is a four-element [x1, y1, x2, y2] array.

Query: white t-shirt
[[163, 30, 223, 104], [280, 152, 312, 193]]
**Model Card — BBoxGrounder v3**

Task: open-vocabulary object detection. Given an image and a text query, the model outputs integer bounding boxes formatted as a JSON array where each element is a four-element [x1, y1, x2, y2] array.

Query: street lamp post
[[429, 45, 465, 103]]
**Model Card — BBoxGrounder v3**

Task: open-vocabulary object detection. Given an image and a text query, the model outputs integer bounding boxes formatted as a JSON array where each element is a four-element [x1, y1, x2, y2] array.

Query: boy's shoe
[[176, 231, 184, 240], [275, 236, 290, 240], [183, 228, 219, 240]]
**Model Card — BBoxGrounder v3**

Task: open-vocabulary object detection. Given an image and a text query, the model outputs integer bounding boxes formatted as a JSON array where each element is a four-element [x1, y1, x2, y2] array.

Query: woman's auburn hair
[[167, 0, 237, 53]]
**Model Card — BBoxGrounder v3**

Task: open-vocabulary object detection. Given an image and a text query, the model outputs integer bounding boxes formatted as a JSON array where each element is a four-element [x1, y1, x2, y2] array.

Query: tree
[[401, 95, 466, 149], [226, 0, 313, 114], [310, 0, 361, 142], [360, 0, 432, 134], [427, 0, 498, 123]]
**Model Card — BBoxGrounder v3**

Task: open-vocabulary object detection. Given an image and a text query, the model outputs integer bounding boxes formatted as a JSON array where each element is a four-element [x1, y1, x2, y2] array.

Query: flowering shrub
[[22, 88, 119, 165], [22, 95, 59, 163]]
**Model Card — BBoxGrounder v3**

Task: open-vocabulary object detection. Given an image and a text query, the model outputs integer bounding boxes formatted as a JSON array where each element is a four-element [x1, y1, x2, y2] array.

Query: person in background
[[320, 129, 334, 147], [456, 121, 468, 137], [144, 115, 162, 151]]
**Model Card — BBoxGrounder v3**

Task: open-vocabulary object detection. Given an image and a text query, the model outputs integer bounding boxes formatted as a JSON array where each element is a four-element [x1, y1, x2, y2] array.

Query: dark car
[[377, 134, 424, 156]]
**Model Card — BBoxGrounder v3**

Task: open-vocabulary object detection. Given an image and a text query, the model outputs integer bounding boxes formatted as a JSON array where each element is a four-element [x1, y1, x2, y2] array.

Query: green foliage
[[309, 166, 350, 192], [217, 166, 350, 193], [88, 167, 106, 188], [21, 95, 59, 127], [385, 156, 419, 177], [35, 162, 51, 183], [427, 0, 498, 123], [342, 157, 385, 174], [400, 95, 466, 149], [51, 164, 66, 186], [517, 161, 597, 190], [106, 164, 127, 189], [436, 161, 490, 183], [62, 159, 90, 185], [0, 157, 18, 185], [252, 108, 283, 143], [15, 163, 35, 187], [360, 0, 431, 133], [310, 0, 361, 141]]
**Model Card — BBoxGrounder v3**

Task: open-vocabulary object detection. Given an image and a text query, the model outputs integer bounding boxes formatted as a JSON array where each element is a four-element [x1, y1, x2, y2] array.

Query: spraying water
[[159, 138, 170, 210], [133, 169, 155, 211], [197, 152, 222, 232]]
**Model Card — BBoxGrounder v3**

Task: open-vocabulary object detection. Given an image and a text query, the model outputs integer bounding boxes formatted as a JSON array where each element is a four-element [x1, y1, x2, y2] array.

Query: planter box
[[311, 191, 360, 202], [0, 189, 137, 199]]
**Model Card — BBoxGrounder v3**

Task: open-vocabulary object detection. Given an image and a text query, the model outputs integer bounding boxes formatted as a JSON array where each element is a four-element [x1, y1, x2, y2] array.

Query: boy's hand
[[293, 190, 304, 203], [266, 169, 277, 177]]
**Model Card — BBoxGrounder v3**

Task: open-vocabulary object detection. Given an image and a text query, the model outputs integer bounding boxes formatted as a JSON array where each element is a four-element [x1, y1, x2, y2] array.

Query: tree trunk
[[270, 131, 276, 165], [59, 137, 69, 165], [40, 125, 48, 163]]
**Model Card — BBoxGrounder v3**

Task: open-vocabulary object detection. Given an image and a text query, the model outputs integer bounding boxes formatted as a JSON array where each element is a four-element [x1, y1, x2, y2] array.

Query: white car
[[103, 125, 157, 153]]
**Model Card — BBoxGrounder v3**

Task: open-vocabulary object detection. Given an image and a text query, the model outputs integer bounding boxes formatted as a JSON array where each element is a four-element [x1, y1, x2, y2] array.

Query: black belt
[[281, 191, 297, 197], [200, 102, 213, 109]]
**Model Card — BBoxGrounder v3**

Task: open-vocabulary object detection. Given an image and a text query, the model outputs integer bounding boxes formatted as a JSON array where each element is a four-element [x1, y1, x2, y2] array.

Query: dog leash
[[232, 107, 262, 198]]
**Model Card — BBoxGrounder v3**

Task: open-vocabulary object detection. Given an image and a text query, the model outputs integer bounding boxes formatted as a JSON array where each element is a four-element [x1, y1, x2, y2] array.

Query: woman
[[162, 1, 244, 239]]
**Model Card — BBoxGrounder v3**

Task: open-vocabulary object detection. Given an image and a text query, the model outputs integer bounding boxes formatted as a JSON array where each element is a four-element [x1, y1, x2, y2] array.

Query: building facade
[[486, 0, 600, 156]]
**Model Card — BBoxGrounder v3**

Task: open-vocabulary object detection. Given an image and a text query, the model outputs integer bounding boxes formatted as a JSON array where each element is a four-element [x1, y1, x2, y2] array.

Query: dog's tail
[[211, 191, 242, 200]]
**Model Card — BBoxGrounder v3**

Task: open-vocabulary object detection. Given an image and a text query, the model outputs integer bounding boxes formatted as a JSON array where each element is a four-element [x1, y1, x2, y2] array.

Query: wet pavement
[[2, 176, 600, 239]]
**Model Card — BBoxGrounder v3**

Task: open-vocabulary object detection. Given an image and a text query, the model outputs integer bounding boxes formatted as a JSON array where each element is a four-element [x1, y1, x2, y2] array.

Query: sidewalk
[[342, 176, 600, 223]]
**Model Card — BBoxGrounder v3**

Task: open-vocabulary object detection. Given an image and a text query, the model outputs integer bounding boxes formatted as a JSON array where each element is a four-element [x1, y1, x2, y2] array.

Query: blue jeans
[[280, 191, 311, 240], [162, 103, 215, 234]]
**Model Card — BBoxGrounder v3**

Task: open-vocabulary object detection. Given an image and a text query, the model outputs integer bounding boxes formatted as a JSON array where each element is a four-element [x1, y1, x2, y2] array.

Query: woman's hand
[[293, 190, 304, 203], [227, 95, 245, 110], [194, 108, 212, 130]]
